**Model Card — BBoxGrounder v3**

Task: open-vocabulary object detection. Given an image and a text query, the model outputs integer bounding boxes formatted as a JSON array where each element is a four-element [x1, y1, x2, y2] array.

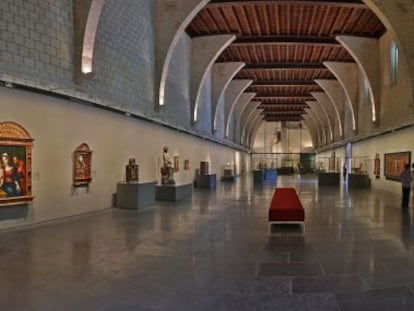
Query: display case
[[252, 153, 311, 175], [316, 157, 340, 173], [350, 156, 371, 175]]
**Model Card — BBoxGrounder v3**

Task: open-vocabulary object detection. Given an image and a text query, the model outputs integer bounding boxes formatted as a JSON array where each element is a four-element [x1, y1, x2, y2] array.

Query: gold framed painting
[[0, 122, 34, 207], [73, 143, 93, 186], [173, 156, 179, 172], [384, 151, 411, 181]]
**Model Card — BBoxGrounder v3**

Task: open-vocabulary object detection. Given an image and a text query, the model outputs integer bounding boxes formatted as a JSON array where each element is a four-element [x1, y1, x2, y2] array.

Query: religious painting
[[374, 153, 380, 179], [125, 158, 138, 182], [0, 122, 34, 206], [73, 143, 92, 186], [384, 151, 411, 181], [184, 159, 189, 170], [173, 156, 179, 172]]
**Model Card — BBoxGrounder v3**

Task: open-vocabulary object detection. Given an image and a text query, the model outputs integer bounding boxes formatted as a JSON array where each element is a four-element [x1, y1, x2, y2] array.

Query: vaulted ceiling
[[186, 0, 386, 123]]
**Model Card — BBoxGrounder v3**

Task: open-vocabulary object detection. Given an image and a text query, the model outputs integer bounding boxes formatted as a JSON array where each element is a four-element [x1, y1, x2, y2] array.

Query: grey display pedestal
[[221, 169, 235, 182], [253, 170, 264, 183], [318, 172, 340, 185], [156, 183, 192, 201], [116, 181, 156, 209], [349, 174, 370, 188], [221, 175, 235, 182], [264, 169, 278, 181], [196, 174, 216, 189]]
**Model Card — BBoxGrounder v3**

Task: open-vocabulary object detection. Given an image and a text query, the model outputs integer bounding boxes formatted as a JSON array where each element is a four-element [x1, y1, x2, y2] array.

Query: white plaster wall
[[0, 87, 248, 229]]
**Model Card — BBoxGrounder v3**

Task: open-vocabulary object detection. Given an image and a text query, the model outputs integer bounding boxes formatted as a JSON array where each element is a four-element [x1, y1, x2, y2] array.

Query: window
[[390, 41, 399, 86]]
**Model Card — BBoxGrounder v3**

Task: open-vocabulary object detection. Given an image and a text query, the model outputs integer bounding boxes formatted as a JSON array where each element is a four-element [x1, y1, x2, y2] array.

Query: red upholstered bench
[[268, 187, 305, 231]]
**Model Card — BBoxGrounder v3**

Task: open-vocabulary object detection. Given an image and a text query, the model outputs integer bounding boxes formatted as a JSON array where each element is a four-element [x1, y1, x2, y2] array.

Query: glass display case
[[316, 157, 340, 173], [350, 156, 371, 175]]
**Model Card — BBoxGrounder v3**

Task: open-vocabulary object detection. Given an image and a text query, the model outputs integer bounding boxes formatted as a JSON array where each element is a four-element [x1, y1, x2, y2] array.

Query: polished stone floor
[[1, 174, 414, 310]]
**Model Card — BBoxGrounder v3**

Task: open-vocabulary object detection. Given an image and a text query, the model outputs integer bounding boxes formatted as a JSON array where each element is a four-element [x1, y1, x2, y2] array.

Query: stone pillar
[[363, 0, 414, 108], [73, 0, 105, 80], [315, 80, 345, 138], [324, 61, 359, 134], [223, 79, 253, 138], [242, 107, 261, 145], [232, 93, 257, 144], [336, 36, 380, 123], [211, 62, 245, 132], [305, 108, 326, 147], [311, 92, 341, 141], [240, 101, 261, 144], [191, 35, 236, 122], [303, 118, 318, 149], [247, 116, 264, 148], [153, 0, 210, 108], [303, 115, 320, 149], [307, 100, 333, 143]]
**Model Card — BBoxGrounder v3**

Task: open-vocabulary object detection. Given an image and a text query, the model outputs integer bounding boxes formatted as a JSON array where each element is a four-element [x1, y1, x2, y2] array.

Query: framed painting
[[374, 153, 380, 179], [384, 151, 411, 181], [0, 122, 34, 207], [173, 156, 179, 172], [184, 159, 189, 170], [73, 143, 93, 186]]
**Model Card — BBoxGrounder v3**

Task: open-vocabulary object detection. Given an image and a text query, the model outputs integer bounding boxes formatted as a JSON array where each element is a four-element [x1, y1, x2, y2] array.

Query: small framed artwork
[[73, 143, 93, 187], [384, 151, 411, 181], [184, 159, 189, 170], [374, 153, 380, 179], [0, 122, 34, 207], [173, 156, 179, 172]]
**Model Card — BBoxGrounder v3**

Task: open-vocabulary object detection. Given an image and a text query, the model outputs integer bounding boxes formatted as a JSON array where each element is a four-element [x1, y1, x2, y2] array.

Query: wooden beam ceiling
[[243, 63, 327, 70], [207, 0, 366, 9], [233, 35, 340, 47], [251, 80, 318, 86], [187, 0, 385, 125]]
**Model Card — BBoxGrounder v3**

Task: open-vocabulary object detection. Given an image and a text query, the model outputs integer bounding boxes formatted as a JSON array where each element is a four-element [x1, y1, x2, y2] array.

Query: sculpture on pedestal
[[200, 161, 209, 175], [161, 146, 175, 185], [126, 158, 139, 182]]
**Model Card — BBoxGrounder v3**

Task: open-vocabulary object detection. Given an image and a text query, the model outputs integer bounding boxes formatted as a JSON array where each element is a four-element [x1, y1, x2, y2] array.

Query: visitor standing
[[400, 164, 412, 209], [343, 164, 347, 182]]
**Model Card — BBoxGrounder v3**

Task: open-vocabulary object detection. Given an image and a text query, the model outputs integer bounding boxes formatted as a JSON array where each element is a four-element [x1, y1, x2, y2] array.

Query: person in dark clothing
[[400, 164, 412, 209], [343, 164, 347, 182]]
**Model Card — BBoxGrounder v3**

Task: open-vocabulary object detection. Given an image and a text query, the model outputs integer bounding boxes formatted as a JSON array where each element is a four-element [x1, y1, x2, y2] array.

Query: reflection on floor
[[1, 174, 414, 310]]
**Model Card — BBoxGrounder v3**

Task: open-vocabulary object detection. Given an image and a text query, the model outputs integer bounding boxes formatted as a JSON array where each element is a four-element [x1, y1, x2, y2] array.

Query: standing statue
[[126, 158, 139, 182], [161, 146, 175, 185]]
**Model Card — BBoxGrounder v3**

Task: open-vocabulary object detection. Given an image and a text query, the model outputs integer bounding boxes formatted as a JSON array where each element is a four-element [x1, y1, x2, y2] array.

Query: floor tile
[[335, 287, 414, 311]]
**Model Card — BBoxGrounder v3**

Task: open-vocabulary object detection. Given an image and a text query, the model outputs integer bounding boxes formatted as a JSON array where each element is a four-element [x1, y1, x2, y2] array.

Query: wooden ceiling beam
[[261, 107, 307, 111], [243, 62, 327, 70], [265, 117, 304, 121], [233, 35, 340, 47], [257, 104, 309, 111], [207, 1, 365, 9], [262, 112, 306, 115], [260, 107, 308, 111], [251, 80, 317, 86], [255, 93, 313, 98]]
